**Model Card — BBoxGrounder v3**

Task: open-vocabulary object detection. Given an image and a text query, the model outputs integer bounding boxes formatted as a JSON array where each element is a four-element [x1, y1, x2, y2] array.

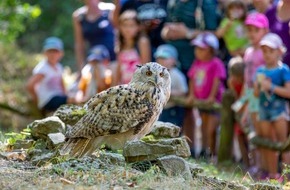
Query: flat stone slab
[[123, 137, 190, 162]]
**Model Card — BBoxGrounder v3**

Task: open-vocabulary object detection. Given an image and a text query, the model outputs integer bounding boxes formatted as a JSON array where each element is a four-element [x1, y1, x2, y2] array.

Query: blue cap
[[87, 45, 110, 62], [154, 44, 178, 60], [43, 37, 63, 51]]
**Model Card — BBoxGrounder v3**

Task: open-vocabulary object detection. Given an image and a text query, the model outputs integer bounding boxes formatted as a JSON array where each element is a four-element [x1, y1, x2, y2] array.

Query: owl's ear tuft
[[136, 65, 142, 69]]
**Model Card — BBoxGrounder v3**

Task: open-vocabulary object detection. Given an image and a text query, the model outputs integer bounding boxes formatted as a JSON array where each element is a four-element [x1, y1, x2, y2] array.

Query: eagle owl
[[60, 62, 171, 158]]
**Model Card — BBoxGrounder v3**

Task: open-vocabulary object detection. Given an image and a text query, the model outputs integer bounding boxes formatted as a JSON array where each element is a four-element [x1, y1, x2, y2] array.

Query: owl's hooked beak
[[148, 76, 159, 87]]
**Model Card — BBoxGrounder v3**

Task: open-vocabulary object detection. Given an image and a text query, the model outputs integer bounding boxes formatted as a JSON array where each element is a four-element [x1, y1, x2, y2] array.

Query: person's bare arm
[[271, 82, 290, 98], [206, 77, 220, 103], [26, 74, 44, 105], [215, 20, 232, 39], [185, 79, 195, 104], [112, 0, 120, 28], [253, 81, 260, 97], [95, 65, 107, 92], [277, 0, 290, 21], [112, 60, 122, 86], [262, 80, 290, 98], [161, 22, 200, 40], [138, 34, 151, 64], [61, 77, 67, 94], [73, 8, 86, 74]]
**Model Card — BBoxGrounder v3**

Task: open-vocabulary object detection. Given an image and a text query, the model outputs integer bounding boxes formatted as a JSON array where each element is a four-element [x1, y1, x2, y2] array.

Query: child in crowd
[[76, 45, 110, 103], [216, 0, 249, 57], [155, 44, 188, 127], [236, 12, 269, 177], [227, 56, 250, 168], [187, 32, 226, 158], [26, 37, 77, 113], [113, 10, 151, 86], [254, 33, 290, 181]]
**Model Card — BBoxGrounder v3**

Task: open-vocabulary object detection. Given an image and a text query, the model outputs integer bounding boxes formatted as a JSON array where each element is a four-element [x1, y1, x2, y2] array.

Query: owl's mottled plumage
[[60, 62, 171, 158]]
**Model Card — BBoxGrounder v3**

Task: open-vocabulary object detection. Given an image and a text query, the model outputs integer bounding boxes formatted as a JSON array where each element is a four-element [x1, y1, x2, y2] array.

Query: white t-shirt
[[33, 60, 64, 108], [165, 67, 188, 108]]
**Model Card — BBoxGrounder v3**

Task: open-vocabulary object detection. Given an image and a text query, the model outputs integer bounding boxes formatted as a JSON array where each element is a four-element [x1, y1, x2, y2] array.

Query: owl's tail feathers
[[59, 137, 104, 158]]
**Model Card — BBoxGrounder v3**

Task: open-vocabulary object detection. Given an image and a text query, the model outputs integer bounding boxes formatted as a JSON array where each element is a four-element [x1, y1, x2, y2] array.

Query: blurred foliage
[[0, 0, 41, 43], [0, 43, 40, 132], [5, 127, 31, 145], [17, 0, 83, 70]]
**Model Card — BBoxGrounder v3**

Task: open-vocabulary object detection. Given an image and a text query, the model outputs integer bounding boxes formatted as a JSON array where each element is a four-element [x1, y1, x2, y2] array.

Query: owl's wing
[[67, 85, 154, 138], [84, 84, 130, 110]]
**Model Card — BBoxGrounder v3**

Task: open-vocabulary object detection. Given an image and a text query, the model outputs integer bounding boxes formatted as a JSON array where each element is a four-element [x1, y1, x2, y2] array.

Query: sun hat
[[154, 44, 178, 60], [245, 12, 269, 29], [87, 45, 110, 62], [43, 37, 63, 51], [191, 32, 219, 50], [260, 33, 286, 52]]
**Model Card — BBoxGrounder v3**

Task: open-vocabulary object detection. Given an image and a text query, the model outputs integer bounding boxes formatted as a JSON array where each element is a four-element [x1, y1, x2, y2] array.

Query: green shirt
[[219, 18, 249, 52]]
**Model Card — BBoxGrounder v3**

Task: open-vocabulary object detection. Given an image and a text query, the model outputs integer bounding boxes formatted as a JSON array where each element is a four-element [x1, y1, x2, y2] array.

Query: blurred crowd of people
[[26, 0, 290, 182]]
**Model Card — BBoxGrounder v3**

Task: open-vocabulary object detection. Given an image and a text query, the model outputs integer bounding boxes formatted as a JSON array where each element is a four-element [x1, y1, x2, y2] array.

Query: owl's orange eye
[[146, 71, 152, 76], [159, 72, 164, 77]]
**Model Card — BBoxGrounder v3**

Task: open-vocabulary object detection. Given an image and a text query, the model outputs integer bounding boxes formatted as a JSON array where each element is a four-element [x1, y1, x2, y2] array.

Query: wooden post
[[217, 90, 236, 163]]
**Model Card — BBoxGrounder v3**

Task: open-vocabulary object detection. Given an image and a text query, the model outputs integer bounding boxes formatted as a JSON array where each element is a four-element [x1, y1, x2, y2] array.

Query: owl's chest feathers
[[131, 87, 165, 137]]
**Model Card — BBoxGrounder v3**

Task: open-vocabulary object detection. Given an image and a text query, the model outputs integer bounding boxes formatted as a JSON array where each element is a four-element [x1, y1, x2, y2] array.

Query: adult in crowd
[[253, 0, 290, 66], [266, 0, 290, 66], [73, 0, 116, 74], [114, 0, 168, 60], [278, 0, 290, 22], [161, 0, 220, 157]]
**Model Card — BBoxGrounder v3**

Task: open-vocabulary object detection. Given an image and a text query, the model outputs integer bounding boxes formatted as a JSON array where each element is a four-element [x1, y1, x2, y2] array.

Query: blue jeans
[[259, 99, 287, 121]]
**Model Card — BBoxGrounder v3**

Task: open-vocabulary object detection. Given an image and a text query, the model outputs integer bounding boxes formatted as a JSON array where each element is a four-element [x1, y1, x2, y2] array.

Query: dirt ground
[[0, 158, 196, 190]]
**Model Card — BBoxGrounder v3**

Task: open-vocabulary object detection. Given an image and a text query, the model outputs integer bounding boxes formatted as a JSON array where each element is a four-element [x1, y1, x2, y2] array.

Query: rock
[[123, 140, 175, 162], [31, 152, 55, 166], [48, 132, 65, 145], [27, 138, 56, 164], [157, 137, 191, 158], [196, 174, 248, 190], [131, 160, 156, 172], [95, 152, 125, 166], [53, 104, 86, 126], [51, 156, 102, 173], [157, 155, 191, 179], [0, 151, 27, 161], [29, 116, 65, 140], [249, 183, 281, 190], [188, 162, 204, 177], [150, 121, 181, 138], [123, 137, 190, 162], [13, 139, 34, 149]]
